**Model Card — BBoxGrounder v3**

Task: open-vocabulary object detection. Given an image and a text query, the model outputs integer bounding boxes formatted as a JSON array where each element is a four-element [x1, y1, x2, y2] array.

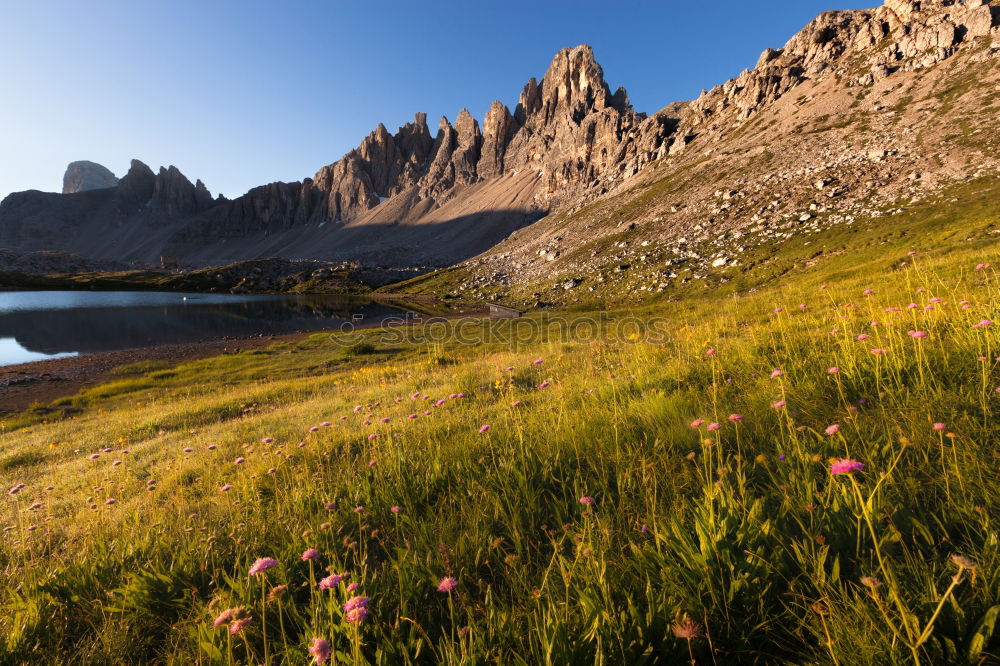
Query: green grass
[[2, 220, 999, 664], [110, 361, 173, 376], [338, 342, 377, 358]]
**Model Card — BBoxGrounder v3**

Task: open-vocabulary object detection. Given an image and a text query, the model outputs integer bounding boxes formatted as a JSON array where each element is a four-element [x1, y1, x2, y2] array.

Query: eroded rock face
[[3, 0, 997, 271], [169, 179, 324, 242], [62, 161, 118, 194], [502, 45, 648, 201], [313, 113, 435, 221], [150, 166, 214, 218], [668, 0, 999, 151], [478, 101, 518, 179], [309, 44, 677, 218]]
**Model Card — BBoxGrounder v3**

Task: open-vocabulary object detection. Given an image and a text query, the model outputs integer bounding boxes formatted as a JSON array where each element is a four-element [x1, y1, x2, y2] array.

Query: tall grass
[[1, 255, 997, 664]]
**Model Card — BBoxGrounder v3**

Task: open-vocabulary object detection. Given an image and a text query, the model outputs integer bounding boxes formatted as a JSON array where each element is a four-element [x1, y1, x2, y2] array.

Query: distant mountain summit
[[62, 161, 118, 194], [1, 0, 998, 285]]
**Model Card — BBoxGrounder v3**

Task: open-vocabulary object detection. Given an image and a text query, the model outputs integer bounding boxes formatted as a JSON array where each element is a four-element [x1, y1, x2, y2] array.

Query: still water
[[0, 291, 412, 366]]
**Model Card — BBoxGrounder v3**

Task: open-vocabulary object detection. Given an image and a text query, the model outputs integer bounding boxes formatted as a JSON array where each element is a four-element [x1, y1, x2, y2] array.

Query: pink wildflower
[[830, 459, 864, 475], [212, 608, 235, 627], [345, 607, 369, 623], [229, 617, 252, 635], [249, 557, 278, 576], [318, 573, 347, 590], [309, 637, 331, 664], [437, 577, 459, 593], [343, 595, 370, 611]]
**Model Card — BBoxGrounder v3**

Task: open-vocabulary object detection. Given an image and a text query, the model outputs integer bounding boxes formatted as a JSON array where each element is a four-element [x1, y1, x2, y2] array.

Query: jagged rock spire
[[310, 44, 656, 218]]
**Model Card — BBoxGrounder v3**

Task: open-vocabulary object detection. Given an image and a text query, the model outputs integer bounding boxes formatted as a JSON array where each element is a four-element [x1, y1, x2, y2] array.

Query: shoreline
[[0, 333, 298, 413], [0, 306, 501, 414]]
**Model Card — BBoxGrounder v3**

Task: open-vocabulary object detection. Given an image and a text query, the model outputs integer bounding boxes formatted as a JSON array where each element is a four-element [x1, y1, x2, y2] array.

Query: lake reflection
[[0, 291, 411, 366]]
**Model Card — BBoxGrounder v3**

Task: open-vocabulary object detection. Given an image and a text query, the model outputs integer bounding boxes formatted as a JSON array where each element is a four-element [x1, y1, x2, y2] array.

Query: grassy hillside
[[2, 217, 998, 663], [384, 176, 1000, 310]]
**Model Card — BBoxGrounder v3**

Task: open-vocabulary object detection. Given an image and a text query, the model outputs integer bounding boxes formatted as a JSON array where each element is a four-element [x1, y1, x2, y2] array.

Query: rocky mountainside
[[408, 0, 1000, 304], [1, 0, 997, 291], [0, 44, 670, 270]]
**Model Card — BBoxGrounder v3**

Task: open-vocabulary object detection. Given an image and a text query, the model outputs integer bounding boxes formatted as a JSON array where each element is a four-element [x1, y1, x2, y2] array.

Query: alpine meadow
[[1, 1, 999, 664]]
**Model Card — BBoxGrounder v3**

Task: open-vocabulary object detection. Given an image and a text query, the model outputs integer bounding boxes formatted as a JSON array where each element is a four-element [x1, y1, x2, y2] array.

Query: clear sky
[[0, 0, 875, 201]]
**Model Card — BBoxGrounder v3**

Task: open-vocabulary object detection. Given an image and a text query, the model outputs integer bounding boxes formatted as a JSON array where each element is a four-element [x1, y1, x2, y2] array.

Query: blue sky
[[0, 0, 874, 201]]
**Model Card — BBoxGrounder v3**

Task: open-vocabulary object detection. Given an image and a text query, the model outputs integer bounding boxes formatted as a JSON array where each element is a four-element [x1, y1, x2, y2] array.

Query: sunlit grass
[[1, 249, 998, 664]]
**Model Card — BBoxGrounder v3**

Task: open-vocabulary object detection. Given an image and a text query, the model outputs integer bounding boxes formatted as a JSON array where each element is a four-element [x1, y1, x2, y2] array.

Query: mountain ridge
[[1, 0, 997, 287]]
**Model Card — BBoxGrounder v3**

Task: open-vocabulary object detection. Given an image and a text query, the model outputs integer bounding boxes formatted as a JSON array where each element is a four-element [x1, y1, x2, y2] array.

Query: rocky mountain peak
[[885, 0, 990, 19], [150, 165, 213, 217], [479, 101, 517, 179], [115, 159, 157, 206], [533, 45, 618, 124], [515, 77, 541, 124], [304, 43, 660, 222], [666, 0, 998, 154], [395, 112, 433, 162], [62, 161, 118, 194]]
